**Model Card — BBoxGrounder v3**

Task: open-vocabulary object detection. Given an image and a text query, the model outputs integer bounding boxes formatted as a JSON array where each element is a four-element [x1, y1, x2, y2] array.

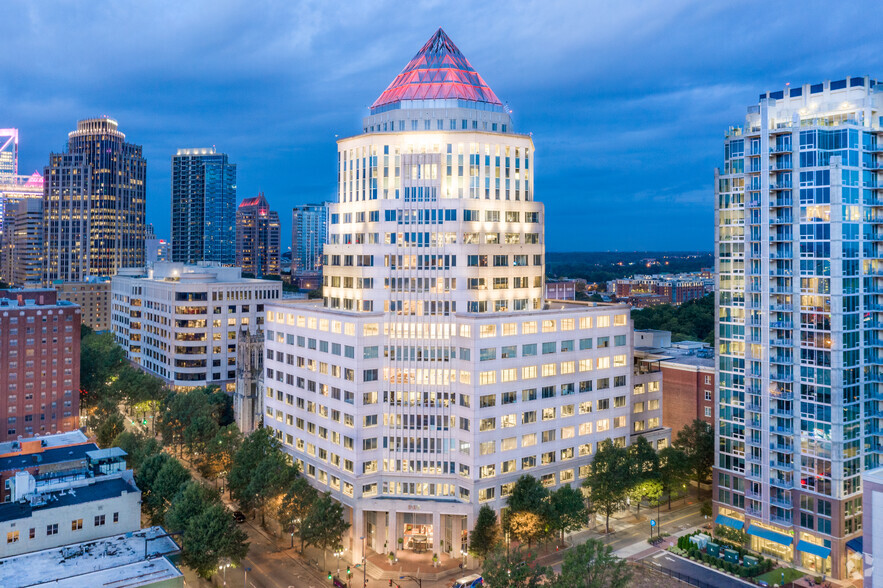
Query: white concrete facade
[[260, 30, 671, 564], [263, 300, 665, 561], [0, 472, 141, 558], [111, 262, 281, 391]]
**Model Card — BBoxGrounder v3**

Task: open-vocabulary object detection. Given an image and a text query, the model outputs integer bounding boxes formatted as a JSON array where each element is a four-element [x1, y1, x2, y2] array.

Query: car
[[232, 511, 247, 524], [451, 574, 483, 588]]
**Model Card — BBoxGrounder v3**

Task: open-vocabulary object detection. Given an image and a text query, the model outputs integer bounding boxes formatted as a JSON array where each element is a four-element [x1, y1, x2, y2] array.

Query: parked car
[[452, 574, 483, 588], [232, 511, 247, 523]]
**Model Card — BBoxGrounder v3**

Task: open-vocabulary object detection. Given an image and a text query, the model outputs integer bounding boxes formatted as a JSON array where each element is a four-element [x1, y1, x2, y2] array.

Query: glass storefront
[[751, 536, 793, 561], [800, 551, 831, 575], [402, 513, 433, 552]]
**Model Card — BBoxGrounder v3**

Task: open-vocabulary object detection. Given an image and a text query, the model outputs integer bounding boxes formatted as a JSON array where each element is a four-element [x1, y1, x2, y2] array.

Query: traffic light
[[346, 566, 351, 577], [389, 580, 393, 587], [328, 572, 333, 581]]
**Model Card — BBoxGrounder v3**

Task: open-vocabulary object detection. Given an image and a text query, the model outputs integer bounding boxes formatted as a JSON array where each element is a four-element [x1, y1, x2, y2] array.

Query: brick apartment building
[[0, 289, 81, 442], [613, 276, 707, 305], [634, 330, 714, 437]]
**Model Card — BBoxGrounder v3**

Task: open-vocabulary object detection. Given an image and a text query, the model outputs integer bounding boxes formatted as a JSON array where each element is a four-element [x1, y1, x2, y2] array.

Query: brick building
[[0, 289, 81, 441], [634, 330, 714, 438]]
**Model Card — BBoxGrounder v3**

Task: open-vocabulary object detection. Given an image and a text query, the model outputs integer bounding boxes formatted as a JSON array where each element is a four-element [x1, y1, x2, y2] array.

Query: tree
[[139, 454, 191, 525], [94, 408, 125, 448], [180, 503, 249, 578], [469, 505, 500, 560], [549, 485, 588, 544], [199, 424, 243, 482], [626, 436, 659, 516], [165, 481, 221, 533], [502, 474, 550, 542], [79, 331, 126, 404], [583, 440, 630, 533], [298, 492, 350, 569], [627, 480, 663, 518], [507, 475, 549, 514], [657, 446, 691, 509], [228, 427, 298, 523], [553, 539, 631, 588], [481, 545, 551, 588], [278, 476, 318, 550], [159, 387, 225, 459], [508, 511, 545, 548], [112, 430, 162, 471], [674, 419, 714, 499]]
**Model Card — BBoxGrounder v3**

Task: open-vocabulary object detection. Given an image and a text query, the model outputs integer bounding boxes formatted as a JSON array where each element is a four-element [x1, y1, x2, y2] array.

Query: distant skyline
[[4, 0, 883, 251]]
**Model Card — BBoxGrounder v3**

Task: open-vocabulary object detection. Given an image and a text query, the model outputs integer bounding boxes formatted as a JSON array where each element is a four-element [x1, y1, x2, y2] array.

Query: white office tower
[[263, 29, 667, 566], [714, 76, 883, 581]]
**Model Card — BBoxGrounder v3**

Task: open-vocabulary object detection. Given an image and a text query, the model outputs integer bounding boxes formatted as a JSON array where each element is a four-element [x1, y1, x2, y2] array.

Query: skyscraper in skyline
[[0, 129, 18, 181], [171, 148, 236, 265], [263, 28, 667, 565], [713, 76, 880, 580], [290, 202, 327, 283], [43, 117, 146, 283], [2, 198, 44, 286], [235, 193, 280, 277]]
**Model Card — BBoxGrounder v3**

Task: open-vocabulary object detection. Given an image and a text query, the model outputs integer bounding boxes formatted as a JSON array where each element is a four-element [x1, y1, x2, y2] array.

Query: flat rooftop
[[0, 476, 137, 523], [636, 345, 714, 369], [0, 431, 88, 456], [0, 526, 180, 587], [0, 442, 97, 473]]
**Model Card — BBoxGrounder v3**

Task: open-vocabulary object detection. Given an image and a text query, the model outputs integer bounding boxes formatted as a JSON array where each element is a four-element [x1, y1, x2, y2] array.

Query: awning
[[746, 525, 792, 546], [846, 537, 864, 553], [796, 541, 831, 559], [715, 514, 744, 530]]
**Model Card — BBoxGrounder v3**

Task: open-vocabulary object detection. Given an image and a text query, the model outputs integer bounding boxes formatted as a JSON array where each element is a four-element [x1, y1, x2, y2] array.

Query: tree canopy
[[631, 293, 714, 344]]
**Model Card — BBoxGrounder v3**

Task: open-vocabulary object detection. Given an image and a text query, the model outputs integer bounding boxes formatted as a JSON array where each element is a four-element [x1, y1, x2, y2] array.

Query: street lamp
[[360, 535, 367, 588], [335, 545, 344, 576], [399, 575, 422, 588]]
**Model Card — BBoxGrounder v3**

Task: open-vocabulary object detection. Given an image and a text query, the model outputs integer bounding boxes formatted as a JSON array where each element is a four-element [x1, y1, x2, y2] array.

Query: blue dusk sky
[[3, 0, 881, 252]]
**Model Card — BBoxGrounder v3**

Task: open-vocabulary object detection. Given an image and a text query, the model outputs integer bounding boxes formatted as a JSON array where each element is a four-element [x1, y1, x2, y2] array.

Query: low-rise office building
[[0, 525, 182, 588], [111, 262, 282, 392], [0, 468, 140, 558]]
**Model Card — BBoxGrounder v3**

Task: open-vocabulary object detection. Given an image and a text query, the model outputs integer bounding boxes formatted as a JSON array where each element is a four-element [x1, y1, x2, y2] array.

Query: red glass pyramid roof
[[371, 28, 502, 111]]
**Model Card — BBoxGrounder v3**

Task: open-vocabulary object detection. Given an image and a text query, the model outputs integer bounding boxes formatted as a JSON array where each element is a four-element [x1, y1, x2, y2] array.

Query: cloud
[[2, 0, 881, 250]]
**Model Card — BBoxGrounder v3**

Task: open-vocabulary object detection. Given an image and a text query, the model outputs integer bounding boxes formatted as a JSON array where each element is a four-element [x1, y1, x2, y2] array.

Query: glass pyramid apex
[[371, 28, 502, 111]]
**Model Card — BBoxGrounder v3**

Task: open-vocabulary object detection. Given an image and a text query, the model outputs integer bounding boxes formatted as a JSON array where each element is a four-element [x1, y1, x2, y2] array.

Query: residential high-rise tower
[[290, 203, 327, 280], [171, 148, 236, 265], [236, 193, 280, 277], [43, 118, 146, 283], [714, 77, 883, 580]]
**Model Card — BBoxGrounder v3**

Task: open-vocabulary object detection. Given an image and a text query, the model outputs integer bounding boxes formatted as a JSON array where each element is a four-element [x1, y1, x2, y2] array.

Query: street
[[639, 551, 754, 588]]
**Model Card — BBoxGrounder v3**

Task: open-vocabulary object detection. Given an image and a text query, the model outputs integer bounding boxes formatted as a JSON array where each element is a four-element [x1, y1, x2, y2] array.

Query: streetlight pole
[[399, 575, 422, 588], [360, 535, 366, 588]]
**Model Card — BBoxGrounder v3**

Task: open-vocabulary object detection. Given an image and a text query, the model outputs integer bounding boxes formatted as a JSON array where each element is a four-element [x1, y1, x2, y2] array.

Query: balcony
[[770, 477, 794, 489], [769, 495, 793, 510], [746, 402, 763, 412], [770, 513, 793, 526], [746, 506, 764, 518], [771, 338, 794, 347], [771, 320, 794, 328], [770, 442, 794, 453], [770, 355, 792, 364]]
